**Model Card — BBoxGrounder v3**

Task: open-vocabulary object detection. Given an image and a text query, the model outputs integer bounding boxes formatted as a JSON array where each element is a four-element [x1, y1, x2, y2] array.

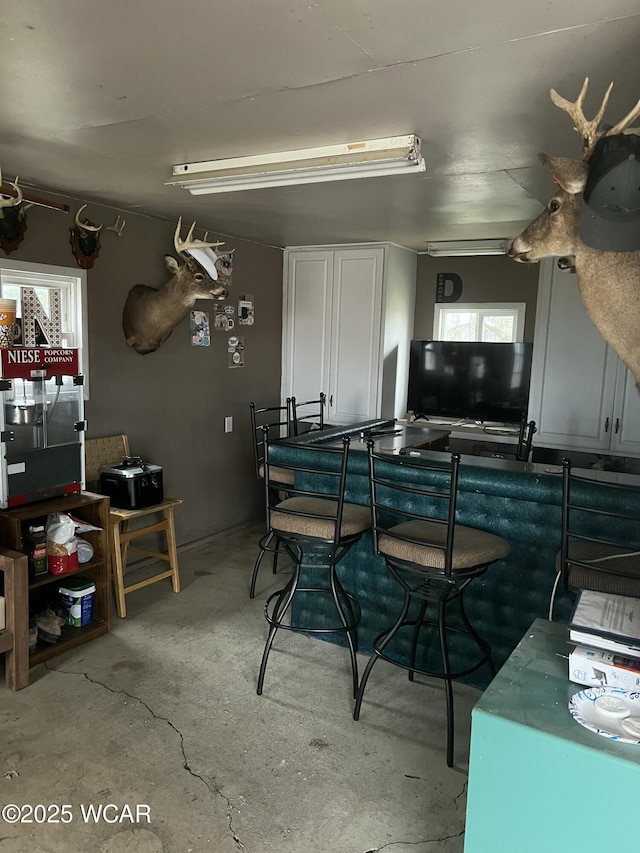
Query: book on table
[[568, 589, 640, 658], [569, 644, 640, 688]]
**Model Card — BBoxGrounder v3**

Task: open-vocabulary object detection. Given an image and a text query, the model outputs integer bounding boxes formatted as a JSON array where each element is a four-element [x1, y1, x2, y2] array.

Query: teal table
[[464, 618, 640, 852]]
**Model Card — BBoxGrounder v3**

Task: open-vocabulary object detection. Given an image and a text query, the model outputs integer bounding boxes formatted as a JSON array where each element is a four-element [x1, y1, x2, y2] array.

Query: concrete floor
[[0, 524, 481, 853]]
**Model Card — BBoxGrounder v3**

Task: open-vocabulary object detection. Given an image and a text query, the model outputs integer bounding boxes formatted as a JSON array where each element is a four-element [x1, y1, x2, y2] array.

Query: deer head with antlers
[[122, 218, 229, 355], [0, 170, 35, 255], [509, 78, 640, 387], [70, 204, 126, 269]]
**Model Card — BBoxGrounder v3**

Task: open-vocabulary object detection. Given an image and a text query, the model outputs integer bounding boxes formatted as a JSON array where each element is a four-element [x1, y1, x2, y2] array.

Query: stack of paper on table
[[568, 589, 640, 656], [568, 589, 640, 686]]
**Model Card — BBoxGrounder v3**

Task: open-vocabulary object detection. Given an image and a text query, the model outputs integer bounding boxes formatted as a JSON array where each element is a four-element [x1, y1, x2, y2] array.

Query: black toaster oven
[[99, 457, 164, 509]]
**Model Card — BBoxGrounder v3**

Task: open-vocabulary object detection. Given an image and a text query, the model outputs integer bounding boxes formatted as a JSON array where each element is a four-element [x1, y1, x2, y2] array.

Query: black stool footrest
[[264, 585, 361, 634], [371, 620, 493, 682], [257, 530, 288, 554]]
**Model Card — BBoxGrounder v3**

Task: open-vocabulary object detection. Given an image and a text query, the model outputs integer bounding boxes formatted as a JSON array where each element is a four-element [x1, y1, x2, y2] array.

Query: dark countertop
[[321, 423, 450, 453], [285, 419, 640, 488]]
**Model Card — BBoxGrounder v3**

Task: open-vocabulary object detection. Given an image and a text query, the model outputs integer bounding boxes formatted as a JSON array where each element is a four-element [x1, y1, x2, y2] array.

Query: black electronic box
[[99, 457, 164, 509]]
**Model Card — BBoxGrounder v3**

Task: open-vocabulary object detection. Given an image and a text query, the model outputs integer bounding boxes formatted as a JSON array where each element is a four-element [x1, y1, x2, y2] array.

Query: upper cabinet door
[[328, 248, 384, 424], [528, 260, 617, 451], [282, 243, 415, 426], [610, 366, 640, 455], [282, 250, 333, 405]]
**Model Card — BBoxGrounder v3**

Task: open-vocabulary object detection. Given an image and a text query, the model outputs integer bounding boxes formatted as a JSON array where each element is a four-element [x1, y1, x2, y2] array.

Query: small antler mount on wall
[[70, 204, 126, 269], [0, 169, 35, 255]]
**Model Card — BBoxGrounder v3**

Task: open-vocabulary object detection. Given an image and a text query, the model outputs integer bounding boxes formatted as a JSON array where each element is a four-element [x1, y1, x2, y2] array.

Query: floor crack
[[45, 664, 249, 853], [454, 780, 468, 808], [361, 827, 465, 852]]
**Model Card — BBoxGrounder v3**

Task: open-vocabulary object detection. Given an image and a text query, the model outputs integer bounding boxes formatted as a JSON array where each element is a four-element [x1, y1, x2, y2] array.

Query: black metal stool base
[[249, 530, 291, 599], [353, 585, 495, 768], [257, 550, 361, 699]]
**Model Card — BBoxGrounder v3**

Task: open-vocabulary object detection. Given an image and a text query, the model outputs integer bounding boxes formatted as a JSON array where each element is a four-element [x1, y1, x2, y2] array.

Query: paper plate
[[569, 686, 640, 743]]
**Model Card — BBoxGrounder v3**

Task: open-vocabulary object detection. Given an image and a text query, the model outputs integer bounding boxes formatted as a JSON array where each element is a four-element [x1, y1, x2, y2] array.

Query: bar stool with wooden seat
[[84, 434, 182, 618], [354, 443, 510, 767], [257, 430, 370, 698], [290, 392, 326, 435], [547, 457, 640, 620], [249, 400, 294, 599], [514, 415, 537, 462]]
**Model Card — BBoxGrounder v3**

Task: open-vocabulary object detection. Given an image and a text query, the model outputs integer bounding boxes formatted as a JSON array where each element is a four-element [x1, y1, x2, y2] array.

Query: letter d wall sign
[[436, 272, 463, 303]]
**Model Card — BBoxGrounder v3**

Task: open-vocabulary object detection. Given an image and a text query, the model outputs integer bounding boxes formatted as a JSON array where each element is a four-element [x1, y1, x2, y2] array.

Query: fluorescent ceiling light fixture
[[425, 240, 509, 257], [166, 135, 425, 194]]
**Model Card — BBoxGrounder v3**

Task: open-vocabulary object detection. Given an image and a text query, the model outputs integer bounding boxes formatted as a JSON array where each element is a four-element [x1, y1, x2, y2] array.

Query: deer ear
[[164, 254, 179, 273], [538, 153, 588, 194]]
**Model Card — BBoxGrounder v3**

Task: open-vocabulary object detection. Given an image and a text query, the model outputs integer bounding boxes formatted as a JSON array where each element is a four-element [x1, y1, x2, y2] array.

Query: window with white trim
[[433, 302, 526, 343], [0, 258, 89, 397]]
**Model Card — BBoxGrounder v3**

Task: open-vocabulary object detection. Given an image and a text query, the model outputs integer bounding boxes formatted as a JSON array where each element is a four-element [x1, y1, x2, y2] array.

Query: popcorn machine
[[0, 347, 85, 508]]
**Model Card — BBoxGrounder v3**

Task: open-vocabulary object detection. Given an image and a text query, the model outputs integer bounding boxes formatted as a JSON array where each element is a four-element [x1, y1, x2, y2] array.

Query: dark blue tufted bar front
[[269, 421, 640, 689]]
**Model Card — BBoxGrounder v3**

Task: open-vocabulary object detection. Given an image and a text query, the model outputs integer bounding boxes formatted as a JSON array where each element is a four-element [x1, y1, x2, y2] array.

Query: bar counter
[[269, 419, 640, 687]]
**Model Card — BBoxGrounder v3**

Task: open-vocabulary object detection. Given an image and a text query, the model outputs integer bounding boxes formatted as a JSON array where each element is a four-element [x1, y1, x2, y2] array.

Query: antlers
[[0, 168, 23, 217], [174, 218, 224, 256], [74, 204, 126, 236], [74, 204, 100, 233], [551, 77, 640, 160], [104, 215, 126, 236]]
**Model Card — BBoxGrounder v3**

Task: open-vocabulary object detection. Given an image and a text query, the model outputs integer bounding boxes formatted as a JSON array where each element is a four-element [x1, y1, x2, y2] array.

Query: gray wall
[[6, 211, 542, 548], [6, 199, 283, 546], [414, 254, 540, 341]]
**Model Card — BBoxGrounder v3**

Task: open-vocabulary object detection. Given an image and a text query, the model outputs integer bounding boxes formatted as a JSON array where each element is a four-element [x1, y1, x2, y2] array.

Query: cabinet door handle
[[615, 418, 620, 434], [604, 417, 610, 432], [329, 395, 333, 407]]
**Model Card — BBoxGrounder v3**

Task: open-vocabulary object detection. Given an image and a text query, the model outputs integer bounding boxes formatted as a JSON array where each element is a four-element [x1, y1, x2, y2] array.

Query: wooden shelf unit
[[0, 491, 111, 685], [0, 547, 28, 689]]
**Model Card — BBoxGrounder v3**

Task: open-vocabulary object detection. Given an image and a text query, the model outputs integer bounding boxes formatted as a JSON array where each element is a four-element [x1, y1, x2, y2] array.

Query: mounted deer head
[[509, 78, 640, 387], [0, 170, 34, 255], [122, 218, 229, 355], [70, 204, 126, 269]]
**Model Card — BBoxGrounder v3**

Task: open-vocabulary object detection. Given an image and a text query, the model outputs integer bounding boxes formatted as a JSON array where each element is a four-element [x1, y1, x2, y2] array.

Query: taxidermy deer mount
[[122, 218, 229, 355], [509, 78, 640, 387], [0, 170, 35, 255], [70, 204, 126, 269]]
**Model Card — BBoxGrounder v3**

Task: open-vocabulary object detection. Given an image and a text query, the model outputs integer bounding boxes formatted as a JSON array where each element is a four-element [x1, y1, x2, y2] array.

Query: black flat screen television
[[407, 340, 534, 424]]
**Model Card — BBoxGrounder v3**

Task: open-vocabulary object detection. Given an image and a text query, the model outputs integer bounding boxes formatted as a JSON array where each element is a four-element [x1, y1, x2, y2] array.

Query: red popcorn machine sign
[[1, 347, 81, 379]]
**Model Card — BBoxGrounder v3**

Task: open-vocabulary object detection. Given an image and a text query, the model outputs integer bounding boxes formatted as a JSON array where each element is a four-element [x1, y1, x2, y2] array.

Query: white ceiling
[[1, 0, 640, 251]]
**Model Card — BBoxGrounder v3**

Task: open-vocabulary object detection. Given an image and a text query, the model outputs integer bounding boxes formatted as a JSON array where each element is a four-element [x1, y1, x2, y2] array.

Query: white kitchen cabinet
[[610, 364, 640, 454], [528, 259, 640, 456], [282, 243, 416, 424]]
